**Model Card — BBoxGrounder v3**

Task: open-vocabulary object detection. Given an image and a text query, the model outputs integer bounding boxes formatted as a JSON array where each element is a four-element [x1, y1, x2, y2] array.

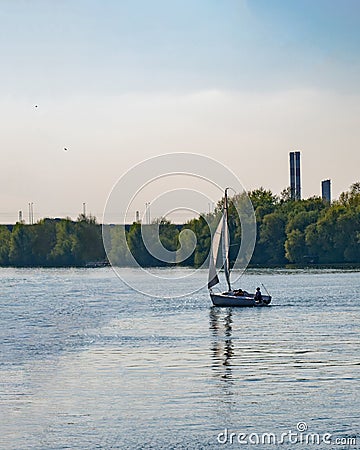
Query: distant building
[[289, 151, 301, 200], [321, 179, 331, 203]]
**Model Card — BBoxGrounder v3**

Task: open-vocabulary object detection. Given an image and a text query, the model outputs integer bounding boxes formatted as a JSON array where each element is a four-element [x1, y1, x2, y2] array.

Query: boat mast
[[223, 188, 232, 291]]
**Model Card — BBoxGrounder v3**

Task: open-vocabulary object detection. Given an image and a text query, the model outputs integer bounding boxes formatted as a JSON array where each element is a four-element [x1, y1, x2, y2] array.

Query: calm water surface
[[0, 268, 359, 449]]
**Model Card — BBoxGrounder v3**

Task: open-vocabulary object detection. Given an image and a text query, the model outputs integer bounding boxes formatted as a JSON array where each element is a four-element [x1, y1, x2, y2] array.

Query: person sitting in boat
[[254, 287, 263, 303], [234, 289, 244, 296]]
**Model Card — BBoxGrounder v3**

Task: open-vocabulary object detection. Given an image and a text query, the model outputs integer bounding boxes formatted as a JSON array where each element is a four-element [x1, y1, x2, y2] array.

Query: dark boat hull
[[210, 292, 271, 307]]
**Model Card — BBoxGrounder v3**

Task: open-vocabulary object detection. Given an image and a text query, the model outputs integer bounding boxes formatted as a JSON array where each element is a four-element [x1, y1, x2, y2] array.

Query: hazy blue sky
[[1, 0, 360, 222]]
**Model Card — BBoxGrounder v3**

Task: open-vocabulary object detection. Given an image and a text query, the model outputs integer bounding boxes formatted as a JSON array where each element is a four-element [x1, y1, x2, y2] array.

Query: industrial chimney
[[289, 151, 301, 200]]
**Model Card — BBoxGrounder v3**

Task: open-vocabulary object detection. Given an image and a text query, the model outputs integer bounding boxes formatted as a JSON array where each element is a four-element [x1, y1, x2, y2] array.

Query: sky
[[1, 0, 360, 223]]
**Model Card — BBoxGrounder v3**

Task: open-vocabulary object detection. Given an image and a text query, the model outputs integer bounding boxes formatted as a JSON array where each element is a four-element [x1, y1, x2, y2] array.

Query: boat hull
[[210, 292, 271, 307]]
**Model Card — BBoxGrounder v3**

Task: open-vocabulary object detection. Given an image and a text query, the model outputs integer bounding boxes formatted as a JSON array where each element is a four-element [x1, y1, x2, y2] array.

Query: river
[[0, 267, 359, 449]]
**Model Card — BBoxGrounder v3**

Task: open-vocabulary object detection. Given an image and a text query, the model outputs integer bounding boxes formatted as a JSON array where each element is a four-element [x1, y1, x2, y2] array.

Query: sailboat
[[208, 188, 272, 307]]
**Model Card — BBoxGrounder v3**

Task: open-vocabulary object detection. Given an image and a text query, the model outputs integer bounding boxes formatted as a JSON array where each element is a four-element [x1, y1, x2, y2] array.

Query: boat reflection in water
[[209, 307, 235, 383]]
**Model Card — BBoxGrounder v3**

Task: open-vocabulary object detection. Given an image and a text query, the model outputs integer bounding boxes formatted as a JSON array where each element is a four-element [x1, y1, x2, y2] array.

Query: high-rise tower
[[289, 151, 301, 200], [321, 179, 331, 203]]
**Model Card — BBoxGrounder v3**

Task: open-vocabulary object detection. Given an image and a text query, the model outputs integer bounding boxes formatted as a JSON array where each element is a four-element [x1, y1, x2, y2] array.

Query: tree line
[[0, 214, 105, 267], [0, 183, 359, 267]]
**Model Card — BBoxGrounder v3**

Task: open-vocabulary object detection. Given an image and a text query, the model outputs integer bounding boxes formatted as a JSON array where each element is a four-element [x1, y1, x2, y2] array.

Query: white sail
[[208, 215, 224, 289], [222, 193, 231, 291]]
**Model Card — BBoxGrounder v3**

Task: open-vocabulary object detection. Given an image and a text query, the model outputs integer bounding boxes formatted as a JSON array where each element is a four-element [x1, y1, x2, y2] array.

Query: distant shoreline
[[1, 183, 359, 268], [1, 264, 360, 271]]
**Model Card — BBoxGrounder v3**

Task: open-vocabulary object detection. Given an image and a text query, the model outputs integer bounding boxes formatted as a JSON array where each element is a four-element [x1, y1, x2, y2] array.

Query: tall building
[[289, 151, 301, 200], [321, 179, 331, 203]]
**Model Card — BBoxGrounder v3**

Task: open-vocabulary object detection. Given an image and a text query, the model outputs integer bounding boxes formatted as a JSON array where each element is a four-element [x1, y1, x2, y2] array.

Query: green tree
[[105, 225, 132, 266], [284, 209, 322, 263], [335, 209, 360, 262], [127, 222, 158, 266], [158, 219, 179, 253], [249, 187, 278, 221], [8, 224, 35, 266], [51, 219, 78, 266], [31, 219, 57, 265], [259, 213, 287, 264], [285, 229, 306, 263], [0, 226, 11, 265], [73, 215, 105, 265], [183, 215, 211, 267], [339, 182, 360, 208], [305, 205, 346, 263]]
